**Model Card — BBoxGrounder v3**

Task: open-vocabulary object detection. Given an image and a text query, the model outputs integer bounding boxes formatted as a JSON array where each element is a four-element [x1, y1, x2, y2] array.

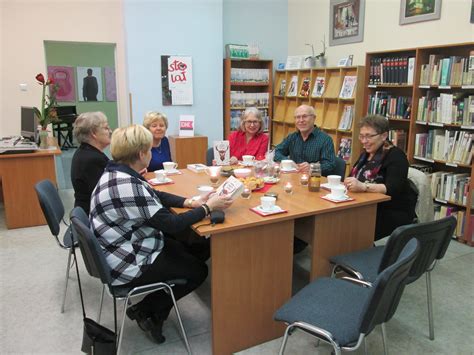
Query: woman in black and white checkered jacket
[[90, 124, 232, 343]]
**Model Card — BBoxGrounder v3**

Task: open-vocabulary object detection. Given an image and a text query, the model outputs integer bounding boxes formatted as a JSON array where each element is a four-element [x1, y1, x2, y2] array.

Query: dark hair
[[360, 114, 389, 134]]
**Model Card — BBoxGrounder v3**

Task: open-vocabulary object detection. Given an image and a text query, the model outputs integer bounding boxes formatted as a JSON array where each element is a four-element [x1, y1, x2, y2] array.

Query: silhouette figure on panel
[[83, 68, 98, 101]]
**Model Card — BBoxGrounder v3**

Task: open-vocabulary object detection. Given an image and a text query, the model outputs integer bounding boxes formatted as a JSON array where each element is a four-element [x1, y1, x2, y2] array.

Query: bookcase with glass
[[364, 42, 474, 245], [223, 59, 273, 139], [273, 66, 365, 171]]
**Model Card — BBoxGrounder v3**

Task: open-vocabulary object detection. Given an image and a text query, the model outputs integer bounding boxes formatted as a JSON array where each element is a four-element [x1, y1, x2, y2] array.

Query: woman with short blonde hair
[[143, 111, 172, 171]]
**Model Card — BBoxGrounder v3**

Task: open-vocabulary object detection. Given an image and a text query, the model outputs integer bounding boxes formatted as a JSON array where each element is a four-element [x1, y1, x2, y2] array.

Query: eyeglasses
[[294, 114, 314, 120], [244, 120, 259, 126], [358, 133, 381, 141]]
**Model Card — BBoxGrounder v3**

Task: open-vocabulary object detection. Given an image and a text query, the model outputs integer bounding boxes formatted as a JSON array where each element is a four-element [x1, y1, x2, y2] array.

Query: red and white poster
[[179, 115, 195, 137], [161, 55, 193, 106]]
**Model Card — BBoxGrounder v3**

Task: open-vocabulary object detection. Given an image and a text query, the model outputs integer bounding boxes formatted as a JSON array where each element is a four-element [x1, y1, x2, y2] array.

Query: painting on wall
[[399, 0, 442, 25], [329, 0, 365, 46], [104, 67, 117, 102], [47, 66, 76, 102], [160, 55, 193, 106], [76, 66, 103, 102]]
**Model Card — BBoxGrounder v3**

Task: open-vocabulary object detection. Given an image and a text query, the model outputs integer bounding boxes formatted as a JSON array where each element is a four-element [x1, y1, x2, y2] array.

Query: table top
[[147, 169, 390, 236]]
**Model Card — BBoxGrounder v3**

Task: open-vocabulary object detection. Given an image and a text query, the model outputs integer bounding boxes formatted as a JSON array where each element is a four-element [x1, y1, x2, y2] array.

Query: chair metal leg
[[116, 296, 129, 355], [60, 248, 73, 313], [363, 337, 368, 355], [166, 285, 192, 354], [279, 325, 293, 355], [97, 285, 105, 322], [426, 271, 435, 340], [381, 323, 388, 355]]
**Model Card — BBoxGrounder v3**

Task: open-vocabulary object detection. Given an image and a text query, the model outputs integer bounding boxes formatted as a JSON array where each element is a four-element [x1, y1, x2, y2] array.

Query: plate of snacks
[[263, 176, 280, 184], [238, 176, 265, 191]]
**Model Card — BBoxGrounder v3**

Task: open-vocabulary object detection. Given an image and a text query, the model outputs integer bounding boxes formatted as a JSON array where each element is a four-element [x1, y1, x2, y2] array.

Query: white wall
[[288, 0, 474, 66], [0, 0, 129, 136]]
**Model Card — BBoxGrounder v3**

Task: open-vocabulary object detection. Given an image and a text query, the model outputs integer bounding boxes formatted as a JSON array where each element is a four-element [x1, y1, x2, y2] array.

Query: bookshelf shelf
[[272, 66, 365, 171], [224, 58, 273, 139], [365, 42, 474, 245]]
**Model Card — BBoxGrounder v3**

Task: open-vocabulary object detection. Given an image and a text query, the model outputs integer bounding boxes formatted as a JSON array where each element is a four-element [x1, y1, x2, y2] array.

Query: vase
[[39, 129, 49, 149]]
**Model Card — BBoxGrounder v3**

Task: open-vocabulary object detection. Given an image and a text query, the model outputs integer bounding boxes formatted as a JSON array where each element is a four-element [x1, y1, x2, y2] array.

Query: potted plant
[[305, 36, 327, 68], [33, 73, 59, 148]]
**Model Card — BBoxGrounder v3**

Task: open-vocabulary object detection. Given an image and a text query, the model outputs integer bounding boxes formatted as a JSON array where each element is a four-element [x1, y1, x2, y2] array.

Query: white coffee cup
[[163, 162, 178, 171], [327, 175, 342, 187], [242, 155, 255, 163], [260, 196, 276, 211], [155, 170, 167, 182], [197, 185, 214, 197], [280, 160, 295, 171], [330, 184, 348, 199]]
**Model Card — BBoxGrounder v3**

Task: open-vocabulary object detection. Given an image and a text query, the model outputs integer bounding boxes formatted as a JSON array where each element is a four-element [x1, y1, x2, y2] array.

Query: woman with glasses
[[228, 107, 269, 165], [344, 114, 417, 240]]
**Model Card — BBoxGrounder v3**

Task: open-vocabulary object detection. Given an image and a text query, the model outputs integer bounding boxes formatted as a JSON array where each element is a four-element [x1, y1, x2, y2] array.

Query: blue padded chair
[[330, 216, 456, 340], [34, 179, 77, 313], [206, 147, 214, 166], [275, 239, 419, 355], [330, 156, 347, 178], [70, 207, 192, 355]]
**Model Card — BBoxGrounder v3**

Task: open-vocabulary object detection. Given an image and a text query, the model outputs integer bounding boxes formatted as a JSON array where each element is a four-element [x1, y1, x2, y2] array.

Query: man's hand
[[297, 162, 310, 173]]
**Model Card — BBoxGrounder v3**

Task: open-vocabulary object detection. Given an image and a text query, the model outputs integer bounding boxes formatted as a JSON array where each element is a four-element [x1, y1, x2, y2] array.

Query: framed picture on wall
[[329, 0, 365, 46], [104, 67, 117, 101], [76, 67, 103, 102], [47, 66, 76, 102], [399, 0, 442, 25]]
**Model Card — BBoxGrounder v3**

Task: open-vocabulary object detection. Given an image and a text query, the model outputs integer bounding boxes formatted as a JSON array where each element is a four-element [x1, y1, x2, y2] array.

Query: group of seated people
[[70, 104, 416, 343]]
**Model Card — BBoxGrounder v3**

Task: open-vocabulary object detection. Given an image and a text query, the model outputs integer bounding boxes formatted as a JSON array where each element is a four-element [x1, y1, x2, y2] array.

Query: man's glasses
[[358, 133, 381, 141], [244, 120, 259, 126], [294, 114, 314, 120]]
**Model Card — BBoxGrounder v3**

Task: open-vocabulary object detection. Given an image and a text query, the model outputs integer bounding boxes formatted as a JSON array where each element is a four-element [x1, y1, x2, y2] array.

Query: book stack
[[337, 138, 352, 161], [419, 52, 474, 86], [368, 57, 415, 85], [367, 92, 411, 119], [230, 92, 269, 108], [415, 130, 473, 165], [416, 92, 474, 126], [338, 105, 354, 130], [187, 163, 208, 173], [230, 68, 269, 83], [430, 171, 470, 206]]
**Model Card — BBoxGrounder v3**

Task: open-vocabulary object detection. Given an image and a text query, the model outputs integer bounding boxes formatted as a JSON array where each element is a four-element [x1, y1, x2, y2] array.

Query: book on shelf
[[339, 76, 357, 99], [230, 68, 269, 83], [311, 76, 325, 97], [215, 175, 244, 200], [278, 80, 286, 96], [338, 105, 354, 130], [407, 57, 415, 85], [187, 163, 208, 173], [368, 92, 411, 119], [286, 75, 298, 97], [213, 140, 230, 165], [337, 138, 352, 161], [389, 130, 407, 151], [370, 56, 414, 85], [299, 77, 311, 97]]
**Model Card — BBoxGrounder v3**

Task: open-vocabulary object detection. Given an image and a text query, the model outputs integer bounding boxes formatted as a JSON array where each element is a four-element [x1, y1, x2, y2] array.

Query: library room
[[1, 0, 472, 354]]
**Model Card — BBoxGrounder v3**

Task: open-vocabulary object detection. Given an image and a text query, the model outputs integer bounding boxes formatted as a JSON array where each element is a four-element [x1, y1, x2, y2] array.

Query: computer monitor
[[21, 106, 38, 142]]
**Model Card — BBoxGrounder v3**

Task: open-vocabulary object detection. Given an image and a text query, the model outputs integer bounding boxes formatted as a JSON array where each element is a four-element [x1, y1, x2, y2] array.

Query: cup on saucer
[[155, 170, 167, 183], [260, 196, 276, 211], [197, 185, 214, 198], [242, 155, 255, 165], [330, 184, 348, 200], [163, 162, 177, 172], [280, 160, 296, 171], [327, 175, 342, 187]]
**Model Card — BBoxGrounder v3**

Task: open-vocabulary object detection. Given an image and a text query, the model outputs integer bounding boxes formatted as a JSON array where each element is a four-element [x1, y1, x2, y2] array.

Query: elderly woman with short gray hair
[[71, 111, 111, 215]]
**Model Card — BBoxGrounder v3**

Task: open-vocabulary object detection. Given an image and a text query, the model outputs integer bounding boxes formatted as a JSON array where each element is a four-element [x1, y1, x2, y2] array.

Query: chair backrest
[[378, 216, 456, 282], [34, 179, 65, 237], [408, 167, 434, 223], [360, 238, 419, 335], [70, 207, 113, 286], [206, 147, 214, 166], [331, 156, 347, 178]]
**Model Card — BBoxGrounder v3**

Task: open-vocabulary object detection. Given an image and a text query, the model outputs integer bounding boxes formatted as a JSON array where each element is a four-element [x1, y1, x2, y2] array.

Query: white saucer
[[149, 177, 173, 185], [156, 169, 179, 174], [256, 205, 282, 213], [321, 182, 343, 190], [240, 161, 255, 167], [280, 167, 297, 173], [325, 193, 350, 201]]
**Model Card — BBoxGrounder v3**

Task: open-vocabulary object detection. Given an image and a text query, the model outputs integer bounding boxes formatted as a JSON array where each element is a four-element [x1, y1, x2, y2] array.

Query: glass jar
[[308, 162, 321, 192]]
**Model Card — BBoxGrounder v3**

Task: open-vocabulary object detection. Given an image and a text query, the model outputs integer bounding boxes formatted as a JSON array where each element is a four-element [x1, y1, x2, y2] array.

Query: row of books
[[230, 108, 269, 131], [230, 68, 269, 83], [337, 138, 352, 161], [388, 129, 407, 151], [230, 91, 269, 108], [338, 105, 353, 130], [278, 75, 357, 99], [367, 92, 412, 120], [416, 92, 474, 126], [433, 206, 471, 238], [368, 57, 415, 85], [414, 130, 473, 165], [431, 171, 470, 206], [419, 53, 474, 86]]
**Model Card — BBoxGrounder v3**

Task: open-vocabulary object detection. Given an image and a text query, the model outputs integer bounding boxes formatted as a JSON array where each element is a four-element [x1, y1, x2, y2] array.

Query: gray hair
[[239, 107, 264, 134], [360, 114, 390, 134], [73, 111, 108, 144]]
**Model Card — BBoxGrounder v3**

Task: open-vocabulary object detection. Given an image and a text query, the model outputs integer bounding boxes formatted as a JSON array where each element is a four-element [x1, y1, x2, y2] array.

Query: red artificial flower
[[35, 73, 45, 84], [47, 77, 54, 85]]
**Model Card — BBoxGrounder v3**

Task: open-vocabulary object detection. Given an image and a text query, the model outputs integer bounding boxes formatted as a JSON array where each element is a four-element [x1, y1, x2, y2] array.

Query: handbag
[[72, 245, 117, 355]]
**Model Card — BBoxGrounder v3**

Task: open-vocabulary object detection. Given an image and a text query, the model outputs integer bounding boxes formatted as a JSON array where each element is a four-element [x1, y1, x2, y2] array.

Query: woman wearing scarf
[[344, 115, 417, 240]]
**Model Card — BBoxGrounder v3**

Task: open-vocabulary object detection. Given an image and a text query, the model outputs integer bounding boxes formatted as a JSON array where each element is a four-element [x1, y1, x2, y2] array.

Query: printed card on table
[[215, 176, 244, 200], [179, 115, 195, 137], [213, 140, 230, 165]]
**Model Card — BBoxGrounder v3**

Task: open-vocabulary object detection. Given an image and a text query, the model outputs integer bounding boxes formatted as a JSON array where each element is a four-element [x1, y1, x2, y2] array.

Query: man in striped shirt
[[275, 105, 336, 175]]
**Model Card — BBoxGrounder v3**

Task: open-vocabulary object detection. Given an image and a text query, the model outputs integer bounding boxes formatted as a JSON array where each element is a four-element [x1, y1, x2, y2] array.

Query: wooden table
[[151, 170, 390, 354], [0, 147, 61, 229]]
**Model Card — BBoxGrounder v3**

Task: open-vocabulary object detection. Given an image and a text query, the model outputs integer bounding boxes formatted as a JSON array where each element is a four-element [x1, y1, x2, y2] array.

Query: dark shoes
[[126, 305, 166, 344], [149, 315, 166, 344]]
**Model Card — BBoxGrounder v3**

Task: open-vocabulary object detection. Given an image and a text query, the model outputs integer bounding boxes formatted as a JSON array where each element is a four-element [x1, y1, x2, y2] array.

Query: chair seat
[[275, 278, 371, 347], [330, 246, 384, 283], [111, 278, 188, 299], [62, 225, 78, 249]]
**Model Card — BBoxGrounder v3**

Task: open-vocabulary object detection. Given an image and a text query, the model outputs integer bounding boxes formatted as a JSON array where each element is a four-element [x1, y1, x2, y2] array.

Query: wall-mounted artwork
[[76, 66, 103, 102], [47, 66, 76, 102], [161, 55, 193, 106], [399, 0, 442, 25], [104, 67, 117, 101], [329, 0, 365, 46]]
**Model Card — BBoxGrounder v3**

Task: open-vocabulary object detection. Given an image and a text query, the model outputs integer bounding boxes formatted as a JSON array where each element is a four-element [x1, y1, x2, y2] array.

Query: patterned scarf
[[350, 140, 394, 183]]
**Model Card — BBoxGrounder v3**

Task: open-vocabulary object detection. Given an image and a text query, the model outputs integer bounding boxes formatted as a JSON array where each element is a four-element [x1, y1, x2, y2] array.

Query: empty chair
[[70, 207, 192, 355], [329, 156, 346, 178], [275, 239, 419, 355], [206, 147, 214, 166], [330, 216, 456, 340], [34, 179, 77, 313]]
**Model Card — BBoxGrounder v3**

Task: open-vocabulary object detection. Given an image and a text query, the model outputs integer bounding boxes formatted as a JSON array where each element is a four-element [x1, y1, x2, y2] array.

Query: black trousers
[[126, 237, 208, 320], [375, 208, 415, 241]]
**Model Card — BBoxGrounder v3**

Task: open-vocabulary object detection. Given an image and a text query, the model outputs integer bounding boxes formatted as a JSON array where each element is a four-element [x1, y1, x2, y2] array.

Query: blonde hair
[[239, 107, 264, 134], [110, 125, 152, 165], [73, 111, 108, 144], [143, 111, 169, 129]]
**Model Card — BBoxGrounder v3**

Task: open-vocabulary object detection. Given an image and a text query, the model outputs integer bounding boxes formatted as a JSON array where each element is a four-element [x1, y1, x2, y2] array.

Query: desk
[[0, 147, 61, 229], [152, 170, 390, 354]]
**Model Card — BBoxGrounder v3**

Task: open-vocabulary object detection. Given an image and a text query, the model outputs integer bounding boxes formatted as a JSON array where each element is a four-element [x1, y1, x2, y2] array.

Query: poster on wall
[[104, 67, 117, 101], [161, 55, 193, 106], [76, 66, 103, 102], [47, 66, 76, 102], [329, 0, 365, 46]]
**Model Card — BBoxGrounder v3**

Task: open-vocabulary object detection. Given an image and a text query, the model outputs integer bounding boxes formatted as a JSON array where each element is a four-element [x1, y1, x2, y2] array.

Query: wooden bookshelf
[[364, 42, 474, 245], [223, 59, 273, 139], [272, 66, 365, 173]]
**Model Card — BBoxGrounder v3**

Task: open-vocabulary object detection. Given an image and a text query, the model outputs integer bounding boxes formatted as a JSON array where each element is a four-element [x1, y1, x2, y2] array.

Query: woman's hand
[[344, 177, 365, 192], [229, 156, 239, 165], [206, 193, 233, 211]]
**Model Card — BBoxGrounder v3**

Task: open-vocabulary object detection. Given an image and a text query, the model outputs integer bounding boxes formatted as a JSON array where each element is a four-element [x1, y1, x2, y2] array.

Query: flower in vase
[[33, 73, 59, 130]]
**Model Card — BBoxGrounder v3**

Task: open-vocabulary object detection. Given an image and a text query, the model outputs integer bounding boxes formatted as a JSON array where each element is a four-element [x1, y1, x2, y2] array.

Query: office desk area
[[0, 146, 61, 229], [149, 169, 390, 355]]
